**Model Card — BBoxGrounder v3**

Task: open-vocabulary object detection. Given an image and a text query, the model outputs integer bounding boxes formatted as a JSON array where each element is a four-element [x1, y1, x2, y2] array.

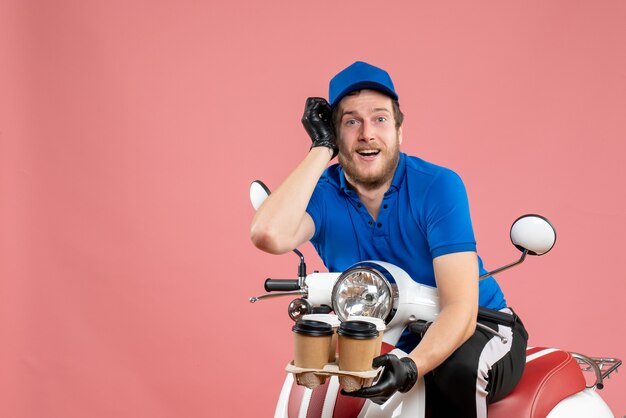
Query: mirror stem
[[293, 248, 307, 287], [480, 249, 528, 280]]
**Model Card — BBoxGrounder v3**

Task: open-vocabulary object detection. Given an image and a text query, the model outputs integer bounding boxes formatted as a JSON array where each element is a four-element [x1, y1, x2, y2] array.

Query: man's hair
[[332, 90, 404, 135]]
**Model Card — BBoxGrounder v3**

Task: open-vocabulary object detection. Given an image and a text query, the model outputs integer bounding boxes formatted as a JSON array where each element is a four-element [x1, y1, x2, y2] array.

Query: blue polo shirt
[[306, 152, 505, 311]]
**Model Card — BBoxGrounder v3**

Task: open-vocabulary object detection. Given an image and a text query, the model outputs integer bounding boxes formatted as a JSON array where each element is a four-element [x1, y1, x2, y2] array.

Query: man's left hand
[[341, 354, 418, 405]]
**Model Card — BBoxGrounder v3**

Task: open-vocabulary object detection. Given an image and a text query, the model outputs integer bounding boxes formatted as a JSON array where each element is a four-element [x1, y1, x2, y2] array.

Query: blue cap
[[328, 61, 398, 107]]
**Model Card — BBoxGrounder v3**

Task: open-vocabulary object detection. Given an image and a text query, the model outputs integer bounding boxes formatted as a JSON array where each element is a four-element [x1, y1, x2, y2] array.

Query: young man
[[250, 61, 527, 418]]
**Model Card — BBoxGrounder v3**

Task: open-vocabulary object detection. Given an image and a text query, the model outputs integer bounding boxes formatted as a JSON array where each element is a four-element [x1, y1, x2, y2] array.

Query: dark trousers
[[424, 310, 528, 418]]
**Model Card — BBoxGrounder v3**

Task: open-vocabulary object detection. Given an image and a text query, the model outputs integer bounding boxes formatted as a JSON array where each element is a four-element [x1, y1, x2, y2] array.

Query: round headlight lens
[[331, 267, 393, 322]]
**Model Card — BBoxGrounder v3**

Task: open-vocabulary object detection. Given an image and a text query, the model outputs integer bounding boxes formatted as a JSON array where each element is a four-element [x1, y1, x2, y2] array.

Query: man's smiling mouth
[[357, 149, 380, 157]]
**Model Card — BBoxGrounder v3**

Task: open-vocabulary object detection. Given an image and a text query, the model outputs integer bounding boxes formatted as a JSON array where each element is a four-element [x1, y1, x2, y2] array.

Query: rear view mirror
[[250, 180, 271, 211], [510, 215, 557, 256]]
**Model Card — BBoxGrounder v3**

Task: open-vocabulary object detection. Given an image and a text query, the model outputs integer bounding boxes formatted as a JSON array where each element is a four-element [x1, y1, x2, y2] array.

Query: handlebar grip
[[264, 279, 300, 292], [477, 307, 515, 327], [408, 320, 431, 337], [311, 305, 332, 314]]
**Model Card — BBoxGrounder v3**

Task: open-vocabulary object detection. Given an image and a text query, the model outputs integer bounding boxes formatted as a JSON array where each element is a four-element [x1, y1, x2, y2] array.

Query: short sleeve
[[421, 169, 477, 258], [306, 183, 325, 244]]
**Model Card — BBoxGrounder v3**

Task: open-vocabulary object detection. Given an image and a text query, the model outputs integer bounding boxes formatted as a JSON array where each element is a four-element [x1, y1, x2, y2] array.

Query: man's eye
[[376, 116, 387, 123], [345, 119, 359, 126]]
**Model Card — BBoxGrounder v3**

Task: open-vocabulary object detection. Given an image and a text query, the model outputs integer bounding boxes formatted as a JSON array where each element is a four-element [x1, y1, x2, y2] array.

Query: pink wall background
[[2, 1, 625, 416]]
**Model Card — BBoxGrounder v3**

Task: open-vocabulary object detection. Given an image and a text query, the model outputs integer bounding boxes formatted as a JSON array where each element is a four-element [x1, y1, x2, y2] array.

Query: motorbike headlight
[[331, 264, 397, 323]]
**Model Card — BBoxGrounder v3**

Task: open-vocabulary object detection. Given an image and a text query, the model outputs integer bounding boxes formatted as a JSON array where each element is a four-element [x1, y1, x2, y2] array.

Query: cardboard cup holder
[[285, 360, 381, 391], [290, 318, 385, 391]]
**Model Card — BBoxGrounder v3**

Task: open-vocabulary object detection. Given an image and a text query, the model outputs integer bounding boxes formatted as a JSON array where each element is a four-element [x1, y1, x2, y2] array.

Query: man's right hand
[[301, 97, 337, 158]]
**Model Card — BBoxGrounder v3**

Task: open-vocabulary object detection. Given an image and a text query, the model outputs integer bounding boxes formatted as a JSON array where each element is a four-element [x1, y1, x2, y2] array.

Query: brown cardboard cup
[[292, 320, 333, 369], [337, 321, 379, 371], [302, 314, 340, 362], [346, 316, 386, 356], [337, 321, 379, 392]]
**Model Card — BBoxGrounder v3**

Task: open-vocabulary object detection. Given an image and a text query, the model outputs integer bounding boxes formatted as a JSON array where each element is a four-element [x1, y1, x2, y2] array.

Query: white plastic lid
[[346, 316, 386, 331]]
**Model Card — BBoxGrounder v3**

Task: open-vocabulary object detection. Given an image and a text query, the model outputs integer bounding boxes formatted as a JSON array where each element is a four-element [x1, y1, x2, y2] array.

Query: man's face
[[336, 89, 403, 190]]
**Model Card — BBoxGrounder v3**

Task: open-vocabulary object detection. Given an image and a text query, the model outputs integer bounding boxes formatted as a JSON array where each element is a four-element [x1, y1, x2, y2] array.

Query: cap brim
[[331, 81, 398, 107]]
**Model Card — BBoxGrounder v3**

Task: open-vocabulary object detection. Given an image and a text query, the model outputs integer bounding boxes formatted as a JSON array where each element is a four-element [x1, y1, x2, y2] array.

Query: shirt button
[[357, 203, 362, 208], [383, 204, 388, 209], [377, 223, 382, 228], [368, 221, 373, 225]]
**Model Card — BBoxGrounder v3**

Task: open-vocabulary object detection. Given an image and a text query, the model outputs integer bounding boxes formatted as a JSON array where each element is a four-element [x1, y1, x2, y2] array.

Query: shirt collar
[[338, 152, 407, 195], [338, 164, 352, 195], [388, 152, 407, 192]]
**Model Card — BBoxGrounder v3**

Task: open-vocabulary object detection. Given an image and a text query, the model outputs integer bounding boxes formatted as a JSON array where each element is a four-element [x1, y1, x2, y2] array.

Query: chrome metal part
[[249, 290, 306, 303], [476, 322, 508, 344], [571, 352, 623, 389], [479, 250, 528, 280], [288, 298, 312, 321], [293, 248, 307, 287]]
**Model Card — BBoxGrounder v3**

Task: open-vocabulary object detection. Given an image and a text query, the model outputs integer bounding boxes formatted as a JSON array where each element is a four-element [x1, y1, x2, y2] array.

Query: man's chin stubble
[[339, 153, 399, 191]]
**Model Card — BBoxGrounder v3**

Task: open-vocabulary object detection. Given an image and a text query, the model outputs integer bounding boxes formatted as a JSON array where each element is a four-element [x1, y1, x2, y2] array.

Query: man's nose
[[359, 120, 374, 141]]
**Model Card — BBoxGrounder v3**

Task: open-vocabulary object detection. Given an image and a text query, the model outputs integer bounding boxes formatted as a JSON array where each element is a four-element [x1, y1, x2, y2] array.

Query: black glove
[[341, 354, 418, 405], [301, 97, 337, 158]]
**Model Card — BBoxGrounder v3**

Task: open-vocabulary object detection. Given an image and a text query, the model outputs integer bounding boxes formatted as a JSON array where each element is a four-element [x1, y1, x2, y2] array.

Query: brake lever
[[249, 290, 307, 303]]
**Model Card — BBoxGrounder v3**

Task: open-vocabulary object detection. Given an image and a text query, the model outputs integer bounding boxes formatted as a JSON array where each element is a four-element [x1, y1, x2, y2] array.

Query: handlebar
[[477, 307, 516, 327], [409, 308, 516, 345], [264, 279, 301, 292]]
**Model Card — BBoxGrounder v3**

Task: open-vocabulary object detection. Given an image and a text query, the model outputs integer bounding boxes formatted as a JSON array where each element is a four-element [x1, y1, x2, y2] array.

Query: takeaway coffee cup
[[346, 316, 386, 356], [292, 319, 334, 369], [302, 314, 340, 362], [337, 320, 379, 372]]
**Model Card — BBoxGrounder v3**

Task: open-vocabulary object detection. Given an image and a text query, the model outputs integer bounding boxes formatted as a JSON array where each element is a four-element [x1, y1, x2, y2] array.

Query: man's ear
[[398, 126, 403, 145]]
